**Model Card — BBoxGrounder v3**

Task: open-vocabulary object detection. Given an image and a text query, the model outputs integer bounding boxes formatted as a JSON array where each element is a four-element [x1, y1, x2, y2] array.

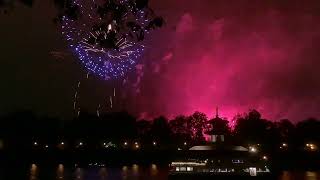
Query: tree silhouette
[[150, 116, 172, 145], [1, 108, 320, 155], [188, 112, 208, 144], [234, 109, 270, 144], [136, 119, 152, 143], [296, 118, 320, 145], [170, 115, 192, 144], [274, 119, 295, 144]]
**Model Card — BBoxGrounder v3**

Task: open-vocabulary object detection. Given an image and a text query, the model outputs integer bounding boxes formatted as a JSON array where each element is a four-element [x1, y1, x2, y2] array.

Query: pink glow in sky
[[1, 0, 320, 123], [128, 0, 320, 122]]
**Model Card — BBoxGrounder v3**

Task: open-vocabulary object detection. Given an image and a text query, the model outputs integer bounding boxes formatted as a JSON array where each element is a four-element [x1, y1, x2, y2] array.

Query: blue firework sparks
[[61, 0, 162, 80]]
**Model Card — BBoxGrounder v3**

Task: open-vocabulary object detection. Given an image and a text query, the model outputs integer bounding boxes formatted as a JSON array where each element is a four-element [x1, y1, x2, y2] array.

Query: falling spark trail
[[110, 96, 113, 109], [61, 0, 163, 116], [97, 104, 101, 117], [74, 80, 82, 115], [77, 110, 81, 117], [89, 32, 97, 39]]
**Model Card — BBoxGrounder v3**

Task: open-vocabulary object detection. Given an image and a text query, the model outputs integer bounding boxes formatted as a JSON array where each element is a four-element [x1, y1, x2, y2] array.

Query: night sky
[[1, 0, 320, 122]]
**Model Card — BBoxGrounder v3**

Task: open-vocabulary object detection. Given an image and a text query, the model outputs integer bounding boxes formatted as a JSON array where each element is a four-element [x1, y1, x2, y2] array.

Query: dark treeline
[[0, 109, 320, 152]]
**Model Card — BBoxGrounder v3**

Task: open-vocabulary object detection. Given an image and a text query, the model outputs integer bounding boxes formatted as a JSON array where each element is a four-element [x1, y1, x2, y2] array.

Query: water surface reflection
[[279, 171, 319, 180], [29, 164, 167, 180], [28, 164, 320, 180]]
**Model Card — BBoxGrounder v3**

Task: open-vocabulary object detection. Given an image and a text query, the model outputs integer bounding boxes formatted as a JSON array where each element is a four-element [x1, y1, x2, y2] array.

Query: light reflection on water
[[75, 168, 84, 180], [28, 164, 320, 180], [306, 171, 318, 180], [30, 164, 38, 180], [29, 164, 166, 180], [57, 164, 64, 179], [278, 171, 319, 180]]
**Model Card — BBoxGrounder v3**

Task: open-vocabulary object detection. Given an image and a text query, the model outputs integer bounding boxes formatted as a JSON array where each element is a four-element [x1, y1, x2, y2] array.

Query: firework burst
[[61, 0, 163, 80]]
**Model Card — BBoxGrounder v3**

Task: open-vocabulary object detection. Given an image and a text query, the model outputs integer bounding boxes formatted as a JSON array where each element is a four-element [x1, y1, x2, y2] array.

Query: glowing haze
[[129, 0, 320, 122]]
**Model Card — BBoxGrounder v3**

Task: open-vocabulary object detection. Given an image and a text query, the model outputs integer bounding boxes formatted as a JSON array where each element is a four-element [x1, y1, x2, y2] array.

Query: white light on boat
[[187, 167, 193, 171], [171, 162, 206, 166]]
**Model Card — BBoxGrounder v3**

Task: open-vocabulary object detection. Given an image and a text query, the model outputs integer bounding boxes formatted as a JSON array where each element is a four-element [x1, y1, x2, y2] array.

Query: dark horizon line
[[1, 108, 319, 123]]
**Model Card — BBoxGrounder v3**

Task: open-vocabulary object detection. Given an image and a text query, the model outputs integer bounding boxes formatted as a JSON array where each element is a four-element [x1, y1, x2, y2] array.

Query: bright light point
[[61, 142, 64, 145], [306, 143, 317, 151], [45, 145, 49, 148], [124, 142, 128, 146], [108, 24, 112, 31], [153, 142, 157, 146], [249, 146, 257, 153], [33, 142, 38, 145], [263, 156, 268, 160], [79, 142, 83, 146], [135, 142, 138, 145], [282, 143, 287, 147], [135, 145, 139, 149], [31, 164, 37, 171], [151, 164, 157, 171], [184, 142, 187, 146]]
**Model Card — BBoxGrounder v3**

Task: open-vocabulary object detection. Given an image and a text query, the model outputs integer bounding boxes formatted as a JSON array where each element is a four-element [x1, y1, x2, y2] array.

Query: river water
[[7, 164, 314, 180]]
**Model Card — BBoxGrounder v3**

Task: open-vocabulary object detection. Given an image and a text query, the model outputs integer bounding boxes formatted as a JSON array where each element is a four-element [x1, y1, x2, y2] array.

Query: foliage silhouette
[[1, 109, 320, 153]]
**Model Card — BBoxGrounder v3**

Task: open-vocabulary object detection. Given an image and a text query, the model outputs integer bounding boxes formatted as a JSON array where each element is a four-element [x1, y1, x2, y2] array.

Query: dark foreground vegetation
[[0, 109, 320, 171]]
